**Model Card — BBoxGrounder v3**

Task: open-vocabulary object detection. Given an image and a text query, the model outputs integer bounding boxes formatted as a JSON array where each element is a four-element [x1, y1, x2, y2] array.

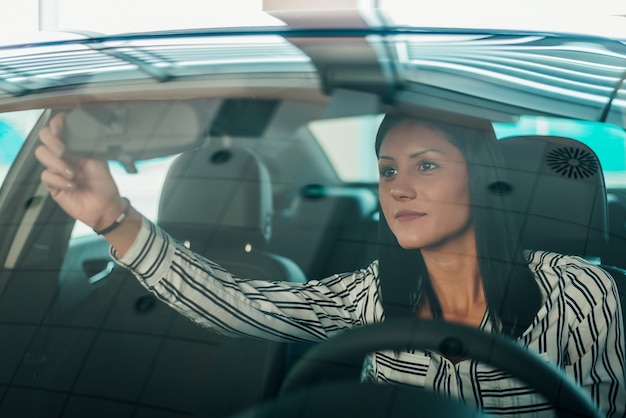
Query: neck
[[419, 226, 486, 326]]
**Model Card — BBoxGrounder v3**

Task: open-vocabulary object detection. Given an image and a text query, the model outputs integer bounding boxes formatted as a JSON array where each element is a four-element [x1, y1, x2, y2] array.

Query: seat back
[[157, 146, 306, 417], [499, 135, 625, 331], [498, 135, 607, 259], [158, 146, 305, 282], [277, 185, 379, 280]]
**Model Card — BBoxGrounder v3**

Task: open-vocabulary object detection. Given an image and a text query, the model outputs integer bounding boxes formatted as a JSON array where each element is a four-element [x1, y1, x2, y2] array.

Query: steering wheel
[[231, 319, 602, 418]]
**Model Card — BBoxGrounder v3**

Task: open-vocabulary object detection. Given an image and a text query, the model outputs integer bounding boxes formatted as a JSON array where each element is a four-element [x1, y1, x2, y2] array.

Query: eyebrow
[[378, 148, 446, 161]]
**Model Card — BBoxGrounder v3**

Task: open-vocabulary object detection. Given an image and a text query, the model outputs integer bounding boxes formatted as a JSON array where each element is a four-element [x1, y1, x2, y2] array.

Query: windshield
[[0, 15, 624, 418]]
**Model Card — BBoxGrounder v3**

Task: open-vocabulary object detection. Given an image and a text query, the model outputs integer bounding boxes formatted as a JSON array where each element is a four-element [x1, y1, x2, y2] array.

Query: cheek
[[430, 176, 471, 216], [447, 168, 470, 204]]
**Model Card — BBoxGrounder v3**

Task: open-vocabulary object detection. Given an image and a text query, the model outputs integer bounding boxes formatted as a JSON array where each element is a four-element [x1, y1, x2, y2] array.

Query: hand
[[35, 113, 126, 231]]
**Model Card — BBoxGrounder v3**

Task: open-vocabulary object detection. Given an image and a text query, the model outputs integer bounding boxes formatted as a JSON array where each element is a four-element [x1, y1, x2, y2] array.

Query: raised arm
[[35, 113, 141, 255], [36, 113, 382, 343], [111, 217, 382, 342]]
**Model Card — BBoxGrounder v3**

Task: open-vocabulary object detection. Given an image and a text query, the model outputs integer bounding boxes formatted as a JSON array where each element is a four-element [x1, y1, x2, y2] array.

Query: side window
[[0, 110, 43, 184], [309, 114, 382, 183], [493, 116, 626, 188], [71, 156, 178, 237]]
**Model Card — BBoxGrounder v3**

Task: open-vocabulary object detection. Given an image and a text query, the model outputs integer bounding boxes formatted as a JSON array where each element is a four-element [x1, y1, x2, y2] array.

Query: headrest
[[158, 147, 273, 251], [498, 135, 607, 258]]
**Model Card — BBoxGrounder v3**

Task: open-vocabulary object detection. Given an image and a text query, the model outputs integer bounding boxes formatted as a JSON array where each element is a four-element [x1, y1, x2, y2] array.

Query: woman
[[35, 112, 625, 417]]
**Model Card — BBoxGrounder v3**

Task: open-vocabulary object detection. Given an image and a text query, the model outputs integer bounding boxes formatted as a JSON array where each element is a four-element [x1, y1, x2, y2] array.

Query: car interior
[[0, 92, 622, 417]]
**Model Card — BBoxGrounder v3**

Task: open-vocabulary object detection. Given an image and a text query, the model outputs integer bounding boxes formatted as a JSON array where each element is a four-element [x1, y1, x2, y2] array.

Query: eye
[[379, 166, 397, 178], [417, 160, 439, 172]]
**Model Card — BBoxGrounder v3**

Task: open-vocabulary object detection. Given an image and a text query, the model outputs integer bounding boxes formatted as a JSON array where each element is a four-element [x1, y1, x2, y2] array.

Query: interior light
[[245, 243, 252, 253]]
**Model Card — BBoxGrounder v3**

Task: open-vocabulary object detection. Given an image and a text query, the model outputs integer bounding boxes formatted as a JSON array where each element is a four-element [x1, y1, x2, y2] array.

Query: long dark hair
[[375, 113, 543, 339]]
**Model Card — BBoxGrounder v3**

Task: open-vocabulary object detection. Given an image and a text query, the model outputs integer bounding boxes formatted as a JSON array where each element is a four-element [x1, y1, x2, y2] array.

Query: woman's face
[[378, 122, 473, 251]]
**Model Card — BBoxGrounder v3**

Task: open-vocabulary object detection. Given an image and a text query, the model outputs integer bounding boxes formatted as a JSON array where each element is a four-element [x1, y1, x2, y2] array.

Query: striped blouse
[[113, 219, 625, 417]]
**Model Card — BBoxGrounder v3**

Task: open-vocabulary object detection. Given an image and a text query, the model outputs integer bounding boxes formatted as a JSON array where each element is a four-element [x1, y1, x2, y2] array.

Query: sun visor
[[62, 100, 207, 173]]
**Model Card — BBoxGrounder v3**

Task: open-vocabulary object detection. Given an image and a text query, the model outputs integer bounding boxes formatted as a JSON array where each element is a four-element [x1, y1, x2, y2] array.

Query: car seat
[[157, 146, 307, 417], [498, 135, 625, 328], [279, 185, 379, 280], [158, 147, 306, 282]]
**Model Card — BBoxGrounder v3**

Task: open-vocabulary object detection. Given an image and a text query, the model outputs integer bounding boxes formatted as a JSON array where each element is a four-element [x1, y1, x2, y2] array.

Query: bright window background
[[1, 0, 624, 45], [0, 0, 281, 45], [494, 117, 626, 187], [0, 110, 43, 180], [71, 157, 178, 237], [309, 115, 382, 183], [382, 0, 626, 38]]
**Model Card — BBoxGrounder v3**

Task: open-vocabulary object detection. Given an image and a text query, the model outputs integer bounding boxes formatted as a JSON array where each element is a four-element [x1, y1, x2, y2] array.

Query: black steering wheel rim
[[279, 319, 602, 418]]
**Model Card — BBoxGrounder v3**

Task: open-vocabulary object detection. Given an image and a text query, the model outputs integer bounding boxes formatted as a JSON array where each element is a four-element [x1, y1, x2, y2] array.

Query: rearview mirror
[[62, 100, 204, 173]]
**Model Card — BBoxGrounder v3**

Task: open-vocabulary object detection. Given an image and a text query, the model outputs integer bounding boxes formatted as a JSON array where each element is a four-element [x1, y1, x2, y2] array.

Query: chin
[[394, 237, 427, 250]]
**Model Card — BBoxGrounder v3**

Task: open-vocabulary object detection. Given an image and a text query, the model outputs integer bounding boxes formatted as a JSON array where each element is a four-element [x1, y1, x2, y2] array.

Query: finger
[[39, 113, 66, 157], [34, 145, 75, 180], [41, 169, 76, 190], [39, 126, 66, 157], [49, 112, 65, 136]]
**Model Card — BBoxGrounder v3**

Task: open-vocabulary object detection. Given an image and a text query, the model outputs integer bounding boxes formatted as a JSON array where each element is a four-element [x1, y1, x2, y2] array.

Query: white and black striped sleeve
[[111, 218, 382, 343]]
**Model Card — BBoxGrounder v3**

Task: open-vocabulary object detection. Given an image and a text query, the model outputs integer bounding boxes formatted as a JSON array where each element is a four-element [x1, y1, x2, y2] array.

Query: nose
[[389, 177, 417, 201]]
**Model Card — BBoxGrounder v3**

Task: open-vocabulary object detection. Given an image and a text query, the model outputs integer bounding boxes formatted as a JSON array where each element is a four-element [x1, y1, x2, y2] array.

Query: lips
[[394, 209, 426, 222]]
